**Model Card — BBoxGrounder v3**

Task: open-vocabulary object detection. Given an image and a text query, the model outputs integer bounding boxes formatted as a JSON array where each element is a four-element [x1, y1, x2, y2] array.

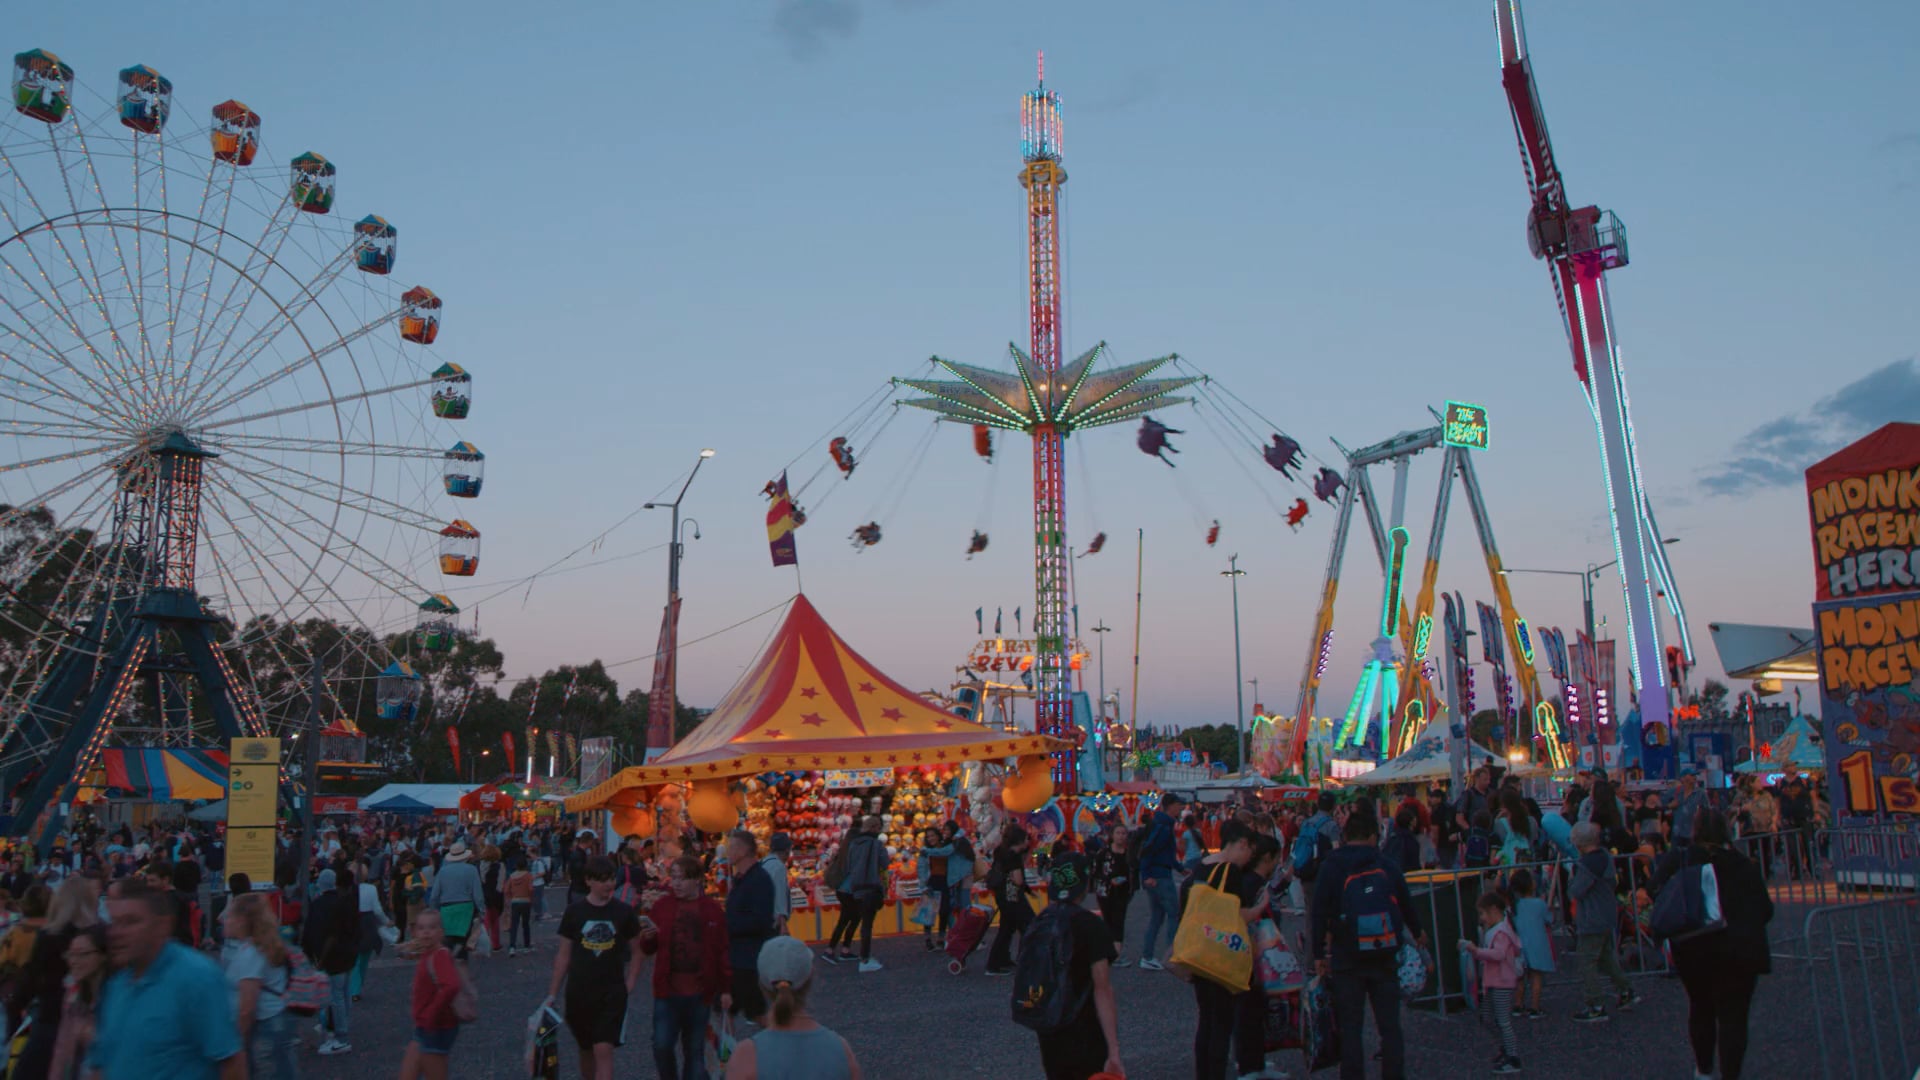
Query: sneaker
[[923, 937, 937, 951], [985, 966, 1014, 977], [858, 958, 883, 973], [318, 1040, 352, 1056], [1492, 1057, 1522, 1074], [1570, 1006, 1610, 1024], [1616, 989, 1642, 1011], [1112, 956, 1133, 968], [819, 951, 842, 966], [1138, 958, 1165, 971]]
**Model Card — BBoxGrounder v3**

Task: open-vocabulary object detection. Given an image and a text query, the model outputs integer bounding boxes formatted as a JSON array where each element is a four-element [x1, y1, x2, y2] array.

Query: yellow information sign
[[227, 738, 281, 887]]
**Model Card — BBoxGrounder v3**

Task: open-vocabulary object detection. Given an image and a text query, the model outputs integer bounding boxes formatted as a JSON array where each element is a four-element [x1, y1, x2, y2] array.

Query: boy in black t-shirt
[[546, 856, 644, 1080], [1028, 852, 1123, 1080]]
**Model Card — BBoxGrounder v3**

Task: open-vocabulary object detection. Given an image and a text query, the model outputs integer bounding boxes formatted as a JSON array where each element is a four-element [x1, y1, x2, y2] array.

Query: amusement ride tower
[[1494, 1, 1693, 738], [897, 55, 1195, 789]]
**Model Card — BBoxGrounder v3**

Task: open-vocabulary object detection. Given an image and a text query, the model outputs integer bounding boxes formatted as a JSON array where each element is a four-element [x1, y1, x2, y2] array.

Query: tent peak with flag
[[1736, 714, 1824, 773], [568, 593, 1067, 811]]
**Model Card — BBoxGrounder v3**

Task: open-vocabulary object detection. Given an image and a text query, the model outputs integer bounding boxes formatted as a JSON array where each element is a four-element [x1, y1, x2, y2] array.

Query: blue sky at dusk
[[13, 2, 1917, 726]]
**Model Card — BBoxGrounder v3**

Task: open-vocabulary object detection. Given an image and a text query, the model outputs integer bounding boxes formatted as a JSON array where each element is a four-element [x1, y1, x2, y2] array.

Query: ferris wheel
[[0, 49, 484, 830]]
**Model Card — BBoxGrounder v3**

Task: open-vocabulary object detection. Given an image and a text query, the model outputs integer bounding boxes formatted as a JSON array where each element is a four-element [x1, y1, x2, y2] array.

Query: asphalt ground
[[291, 884, 1895, 1079]]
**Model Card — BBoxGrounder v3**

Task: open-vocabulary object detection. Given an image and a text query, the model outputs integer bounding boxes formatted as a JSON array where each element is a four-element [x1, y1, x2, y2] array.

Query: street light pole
[[1091, 621, 1111, 721], [643, 449, 715, 753], [1222, 555, 1248, 773]]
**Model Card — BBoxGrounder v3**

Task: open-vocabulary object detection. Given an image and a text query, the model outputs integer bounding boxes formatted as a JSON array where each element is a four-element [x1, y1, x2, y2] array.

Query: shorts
[[565, 989, 630, 1049], [412, 1026, 459, 1056]]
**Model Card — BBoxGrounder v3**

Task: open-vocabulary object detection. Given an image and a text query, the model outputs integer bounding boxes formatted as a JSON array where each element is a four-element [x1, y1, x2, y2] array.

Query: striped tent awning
[[101, 748, 231, 801]]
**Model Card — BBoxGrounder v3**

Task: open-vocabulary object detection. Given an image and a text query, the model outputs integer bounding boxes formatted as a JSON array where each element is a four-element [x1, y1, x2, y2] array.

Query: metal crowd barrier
[[1802, 897, 1920, 1080], [1401, 849, 1671, 1015], [1730, 827, 1917, 959]]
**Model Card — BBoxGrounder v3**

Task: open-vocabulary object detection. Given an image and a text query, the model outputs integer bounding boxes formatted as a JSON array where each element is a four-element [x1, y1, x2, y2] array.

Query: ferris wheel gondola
[[0, 50, 486, 832]]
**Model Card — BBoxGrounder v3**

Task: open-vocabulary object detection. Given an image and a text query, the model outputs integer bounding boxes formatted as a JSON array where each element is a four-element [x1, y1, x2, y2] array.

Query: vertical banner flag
[[565, 733, 579, 773], [446, 727, 462, 774], [646, 598, 681, 752], [547, 730, 560, 765], [226, 737, 281, 889], [502, 731, 516, 775], [766, 471, 800, 567]]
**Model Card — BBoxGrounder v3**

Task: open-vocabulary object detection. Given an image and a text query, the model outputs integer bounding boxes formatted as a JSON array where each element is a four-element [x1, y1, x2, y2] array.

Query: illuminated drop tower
[[895, 54, 1197, 791], [1022, 55, 1073, 788]]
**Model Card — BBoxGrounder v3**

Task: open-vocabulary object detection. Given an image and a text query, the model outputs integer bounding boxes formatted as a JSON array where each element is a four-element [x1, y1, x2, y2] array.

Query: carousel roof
[[566, 593, 1067, 811]]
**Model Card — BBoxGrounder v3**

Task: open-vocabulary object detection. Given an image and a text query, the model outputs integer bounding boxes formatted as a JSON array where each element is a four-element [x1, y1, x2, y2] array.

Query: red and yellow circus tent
[[99, 748, 230, 801], [567, 594, 1066, 812]]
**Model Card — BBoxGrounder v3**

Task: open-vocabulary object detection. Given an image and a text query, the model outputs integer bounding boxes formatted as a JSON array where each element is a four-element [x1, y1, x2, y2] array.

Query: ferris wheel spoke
[[172, 161, 253, 407], [211, 434, 442, 459], [0, 441, 129, 477], [0, 241, 145, 422], [198, 478, 351, 632], [188, 305, 399, 424], [0, 323, 128, 420], [219, 451, 442, 532], [183, 190, 316, 394], [204, 472, 420, 627], [186, 246, 357, 416], [196, 373, 437, 433], [0, 465, 120, 532], [46, 126, 160, 412], [0, 374, 130, 433]]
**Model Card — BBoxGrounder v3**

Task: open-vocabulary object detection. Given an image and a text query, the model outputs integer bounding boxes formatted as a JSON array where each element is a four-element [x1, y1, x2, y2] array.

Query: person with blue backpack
[[1291, 792, 1340, 927], [1310, 809, 1423, 1080]]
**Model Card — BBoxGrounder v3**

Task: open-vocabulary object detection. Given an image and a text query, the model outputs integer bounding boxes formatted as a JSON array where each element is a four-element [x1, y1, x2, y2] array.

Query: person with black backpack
[[1290, 792, 1339, 926], [1310, 810, 1423, 1080], [1010, 852, 1122, 1080]]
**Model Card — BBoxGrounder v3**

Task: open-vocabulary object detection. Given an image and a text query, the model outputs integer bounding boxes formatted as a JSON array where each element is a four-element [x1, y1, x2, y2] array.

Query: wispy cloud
[[1701, 357, 1920, 496], [1078, 69, 1165, 115], [772, 0, 861, 61]]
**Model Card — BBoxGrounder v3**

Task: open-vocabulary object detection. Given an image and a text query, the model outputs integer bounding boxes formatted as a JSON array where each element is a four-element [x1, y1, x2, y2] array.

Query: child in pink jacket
[[1460, 890, 1524, 1074]]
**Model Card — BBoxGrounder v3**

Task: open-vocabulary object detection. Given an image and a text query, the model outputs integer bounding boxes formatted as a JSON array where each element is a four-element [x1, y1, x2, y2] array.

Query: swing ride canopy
[[1342, 720, 1542, 787], [566, 594, 1069, 811]]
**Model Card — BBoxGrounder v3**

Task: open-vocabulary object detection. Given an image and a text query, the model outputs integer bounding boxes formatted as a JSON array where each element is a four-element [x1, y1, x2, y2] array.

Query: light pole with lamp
[[643, 449, 715, 754], [1500, 537, 1680, 646], [1222, 555, 1248, 773], [1091, 620, 1111, 722]]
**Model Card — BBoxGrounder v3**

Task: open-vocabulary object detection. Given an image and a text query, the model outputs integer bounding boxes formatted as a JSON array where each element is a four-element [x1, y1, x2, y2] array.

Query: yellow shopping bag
[[1169, 863, 1254, 991]]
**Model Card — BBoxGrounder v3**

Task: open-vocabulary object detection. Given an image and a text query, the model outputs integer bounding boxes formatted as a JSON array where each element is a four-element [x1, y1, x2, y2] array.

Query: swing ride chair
[[0, 50, 484, 849], [1289, 409, 1545, 771], [1494, 0, 1692, 740]]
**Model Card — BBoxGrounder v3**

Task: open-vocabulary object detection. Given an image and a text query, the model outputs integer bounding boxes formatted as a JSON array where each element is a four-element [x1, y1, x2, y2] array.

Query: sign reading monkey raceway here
[[1808, 422, 1920, 819]]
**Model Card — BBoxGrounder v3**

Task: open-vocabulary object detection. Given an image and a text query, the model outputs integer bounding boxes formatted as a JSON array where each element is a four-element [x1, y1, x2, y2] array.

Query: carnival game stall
[[565, 595, 1068, 942]]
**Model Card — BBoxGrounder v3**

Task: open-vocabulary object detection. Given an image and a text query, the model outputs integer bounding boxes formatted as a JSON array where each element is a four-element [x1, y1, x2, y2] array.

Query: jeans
[[349, 950, 373, 998], [651, 995, 710, 1080], [1332, 964, 1404, 1080], [325, 972, 352, 1036], [532, 881, 547, 919], [250, 1011, 301, 1078], [1192, 978, 1236, 1080], [827, 890, 861, 950], [935, 881, 955, 936], [985, 892, 1031, 971], [483, 905, 502, 950], [1139, 875, 1179, 961], [1578, 932, 1631, 1007], [1678, 964, 1758, 1079], [510, 901, 533, 949]]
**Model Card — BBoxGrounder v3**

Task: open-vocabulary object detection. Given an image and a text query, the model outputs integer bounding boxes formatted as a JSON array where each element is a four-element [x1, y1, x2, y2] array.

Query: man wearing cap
[[1020, 852, 1123, 1080], [427, 841, 485, 958], [1135, 791, 1184, 971]]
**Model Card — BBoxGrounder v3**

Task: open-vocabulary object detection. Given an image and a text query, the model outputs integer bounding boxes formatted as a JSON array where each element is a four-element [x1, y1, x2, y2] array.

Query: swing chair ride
[[0, 50, 484, 843]]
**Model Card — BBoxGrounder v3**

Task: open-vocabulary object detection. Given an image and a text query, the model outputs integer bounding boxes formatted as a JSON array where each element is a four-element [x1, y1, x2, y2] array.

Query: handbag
[[909, 898, 937, 928], [703, 1010, 738, 1075], [1395, 933, 1430, 995], [1169, 863, 1254, 992], [1250, 916, 1303, 993]]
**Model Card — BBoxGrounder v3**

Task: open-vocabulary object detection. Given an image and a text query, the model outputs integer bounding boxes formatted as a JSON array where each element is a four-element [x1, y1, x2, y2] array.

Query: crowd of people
[[0, 760, 1819, 1079]]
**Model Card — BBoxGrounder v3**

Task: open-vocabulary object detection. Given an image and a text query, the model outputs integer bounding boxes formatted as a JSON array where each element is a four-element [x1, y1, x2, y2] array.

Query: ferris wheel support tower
[[1494, 1, 1693, 740]]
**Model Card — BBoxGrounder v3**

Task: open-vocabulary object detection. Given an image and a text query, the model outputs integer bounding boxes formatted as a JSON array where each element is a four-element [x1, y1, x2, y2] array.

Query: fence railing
[[1729, 826, 1918, 959], [1802, 897, 1920, 1080]]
